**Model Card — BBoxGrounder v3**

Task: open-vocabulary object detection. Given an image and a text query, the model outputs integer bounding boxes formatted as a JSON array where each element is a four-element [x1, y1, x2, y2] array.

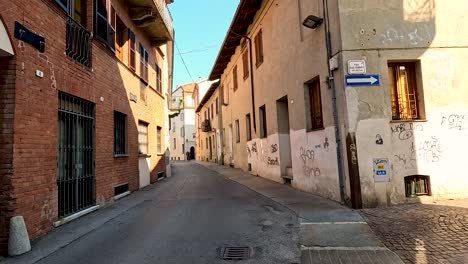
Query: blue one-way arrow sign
[[345, 75, 380, 86]]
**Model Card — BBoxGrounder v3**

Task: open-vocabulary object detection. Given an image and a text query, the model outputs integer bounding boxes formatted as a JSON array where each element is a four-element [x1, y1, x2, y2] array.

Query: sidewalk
[[197, 161, 404, 264], [0, 183, 164, 264]]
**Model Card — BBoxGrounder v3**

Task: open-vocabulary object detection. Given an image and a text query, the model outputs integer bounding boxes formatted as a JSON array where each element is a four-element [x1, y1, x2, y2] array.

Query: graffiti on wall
[[441, 114, 468, 131], [300, 147, 321, 177], [380, 25, 433, 46], [270, 144, 278, 153], [375, 134, 384, 145], [393, 136, 442, 169], [391, 122, 424, 140], [267, 157, 279, 166]]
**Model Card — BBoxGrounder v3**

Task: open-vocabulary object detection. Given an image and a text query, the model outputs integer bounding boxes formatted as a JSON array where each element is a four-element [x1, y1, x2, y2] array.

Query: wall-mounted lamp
[[302, 15, 323, 29]]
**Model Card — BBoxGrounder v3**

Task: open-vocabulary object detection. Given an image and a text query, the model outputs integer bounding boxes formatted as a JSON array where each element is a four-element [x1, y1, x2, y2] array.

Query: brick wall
[[0, 0, 167, 254], [0, 56, 16, 256]]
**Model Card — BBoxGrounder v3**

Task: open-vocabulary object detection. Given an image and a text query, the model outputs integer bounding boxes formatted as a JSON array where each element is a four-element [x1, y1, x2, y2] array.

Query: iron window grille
[[405, 175, 431, 197], [57, 92, 95, 218], [389, 62, 420, 120], [114, 111, 127, 155]]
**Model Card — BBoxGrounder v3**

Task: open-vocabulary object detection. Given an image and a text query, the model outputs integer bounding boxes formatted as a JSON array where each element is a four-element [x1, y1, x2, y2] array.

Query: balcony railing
[[201, 120, 212, 132], [66, 17, 92, 68]]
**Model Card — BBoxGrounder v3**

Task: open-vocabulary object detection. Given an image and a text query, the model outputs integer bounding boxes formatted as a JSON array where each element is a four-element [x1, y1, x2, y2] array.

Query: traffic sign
[[345, 75, 380, 86]]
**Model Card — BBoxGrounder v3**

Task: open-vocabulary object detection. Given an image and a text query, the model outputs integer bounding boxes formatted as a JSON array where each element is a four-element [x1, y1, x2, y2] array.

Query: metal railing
[[153, 0, 174, 39], [66, 17, 92, 67]]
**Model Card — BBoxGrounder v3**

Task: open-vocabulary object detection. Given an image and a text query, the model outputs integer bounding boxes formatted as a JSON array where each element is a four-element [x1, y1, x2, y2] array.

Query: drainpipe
[[231, 30, 257, 133], [322, 0, 346, 203]]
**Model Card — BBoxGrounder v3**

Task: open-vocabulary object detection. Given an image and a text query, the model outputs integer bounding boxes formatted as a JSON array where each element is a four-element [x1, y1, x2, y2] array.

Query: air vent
[[114, 183, 129, 196], [221, 247, 250, 260]]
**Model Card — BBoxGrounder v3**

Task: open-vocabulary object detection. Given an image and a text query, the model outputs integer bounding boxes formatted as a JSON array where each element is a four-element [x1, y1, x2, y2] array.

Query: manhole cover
[[221, 247, 250, 260]]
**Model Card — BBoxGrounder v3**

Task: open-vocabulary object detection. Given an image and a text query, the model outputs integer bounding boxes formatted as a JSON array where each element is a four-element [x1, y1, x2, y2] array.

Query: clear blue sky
[[168, 1, 239, 90]]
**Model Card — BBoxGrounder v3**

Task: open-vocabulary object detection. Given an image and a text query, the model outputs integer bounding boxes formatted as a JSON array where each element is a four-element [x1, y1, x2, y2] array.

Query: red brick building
[[0, 0, 174, 255]]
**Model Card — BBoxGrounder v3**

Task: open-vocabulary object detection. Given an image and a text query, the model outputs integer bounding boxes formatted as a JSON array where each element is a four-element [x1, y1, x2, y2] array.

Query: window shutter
[[107, 24, 115, 52], [95, 0, 109, 44], [128, 29, 136, 70]]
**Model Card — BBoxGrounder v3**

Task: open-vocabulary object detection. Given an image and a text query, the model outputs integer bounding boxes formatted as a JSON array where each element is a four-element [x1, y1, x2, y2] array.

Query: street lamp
[[302, 15, 323, 29]]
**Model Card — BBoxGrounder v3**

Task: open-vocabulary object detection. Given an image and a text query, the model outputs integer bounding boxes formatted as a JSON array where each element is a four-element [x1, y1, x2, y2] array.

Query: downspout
[[231, 31, 257, 133], [322, 0, 346, 203]]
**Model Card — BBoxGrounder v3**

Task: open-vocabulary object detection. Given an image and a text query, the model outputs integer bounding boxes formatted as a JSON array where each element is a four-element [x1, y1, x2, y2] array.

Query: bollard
[[8, 216, 31, 256]]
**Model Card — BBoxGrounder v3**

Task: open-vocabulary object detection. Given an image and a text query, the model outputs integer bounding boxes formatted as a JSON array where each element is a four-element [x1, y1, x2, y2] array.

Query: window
[[55, 0, 86, 25], [139, 43, 149, 82], [204, 111, 207, 121], [182, 144, 185, 153], [138, 121, 149, 154], [128, 30, 136, 70], [115, 17, 126, 61], [94, 0, 114, 51], [208, 108, 211, 120], [235, 119, 240, 143], [222, 128, 226, 147], [157, 126, 162, 153], [307, 79, 324, 130], [246, 114, 251, 141], [173, 138, 176, 150], [181, 127, 185, 137], [254, 29, 264, 67], [405, 175, 431, 197], [259, 105, 267, 138], [233, 65, 238, 91], [155, 62, 162, 93], [242, 50, 249, 79], [114, 111, 127, 155], [216, 97, 219, 114], [388, 62, 421, 120], [206, 138, 208, 149], [211, 103, 214, 119]]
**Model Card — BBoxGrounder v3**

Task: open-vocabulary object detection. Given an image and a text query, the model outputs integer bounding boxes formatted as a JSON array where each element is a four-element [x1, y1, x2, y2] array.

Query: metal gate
[[57, 92, 95, 218]]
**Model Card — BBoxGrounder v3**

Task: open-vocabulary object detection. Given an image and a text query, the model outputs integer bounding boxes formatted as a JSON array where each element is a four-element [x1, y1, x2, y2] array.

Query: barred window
[[246, 114, 251, 141], [114, 111, 127, 155], [259, 105, 267, 138], [157, 126, 162, 153], [388, 62, 421, 120]]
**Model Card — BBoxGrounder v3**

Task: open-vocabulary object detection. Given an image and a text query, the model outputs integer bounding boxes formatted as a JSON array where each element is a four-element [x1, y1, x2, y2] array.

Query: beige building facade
[[203, 0, 468, 208]]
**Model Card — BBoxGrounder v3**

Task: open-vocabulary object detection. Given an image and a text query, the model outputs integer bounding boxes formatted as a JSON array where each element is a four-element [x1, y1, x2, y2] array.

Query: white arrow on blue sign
[[345, 75, 380, 86]]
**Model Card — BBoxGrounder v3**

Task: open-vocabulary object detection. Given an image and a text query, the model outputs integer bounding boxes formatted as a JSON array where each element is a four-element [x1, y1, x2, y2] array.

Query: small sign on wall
[[373, 158, 390, 182]]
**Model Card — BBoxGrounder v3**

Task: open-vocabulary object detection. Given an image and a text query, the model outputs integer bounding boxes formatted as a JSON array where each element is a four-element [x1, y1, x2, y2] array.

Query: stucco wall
[[218, 0, 342, 201], [338, 0, 468, 206]]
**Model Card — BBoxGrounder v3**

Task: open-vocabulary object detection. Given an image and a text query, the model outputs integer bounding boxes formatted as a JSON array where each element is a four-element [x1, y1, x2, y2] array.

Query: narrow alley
[[2, 162, 406, 264]]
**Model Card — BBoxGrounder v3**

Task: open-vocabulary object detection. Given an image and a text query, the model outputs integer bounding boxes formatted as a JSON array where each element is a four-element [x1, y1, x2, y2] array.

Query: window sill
[[157, 153, 165, 156], [114, 154, 129, 158], [390, 119, 428, 123], [307, 127, 325, 133], [139, 154, 152, 158]]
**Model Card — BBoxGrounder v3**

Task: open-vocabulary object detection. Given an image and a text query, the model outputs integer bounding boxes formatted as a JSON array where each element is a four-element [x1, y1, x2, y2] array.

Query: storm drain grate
[[221, 247, 250, 260]]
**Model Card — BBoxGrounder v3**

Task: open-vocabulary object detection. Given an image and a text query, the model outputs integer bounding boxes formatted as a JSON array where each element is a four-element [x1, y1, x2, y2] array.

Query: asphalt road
[[37, 162, 300, 264]]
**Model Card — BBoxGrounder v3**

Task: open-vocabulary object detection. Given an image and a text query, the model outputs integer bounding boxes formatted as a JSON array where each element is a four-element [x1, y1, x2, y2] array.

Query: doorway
[[57, 92, 95, 218], [209, 136, 213, 161], [190, 146, 195, 160], [276, 96, 293, 179]]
